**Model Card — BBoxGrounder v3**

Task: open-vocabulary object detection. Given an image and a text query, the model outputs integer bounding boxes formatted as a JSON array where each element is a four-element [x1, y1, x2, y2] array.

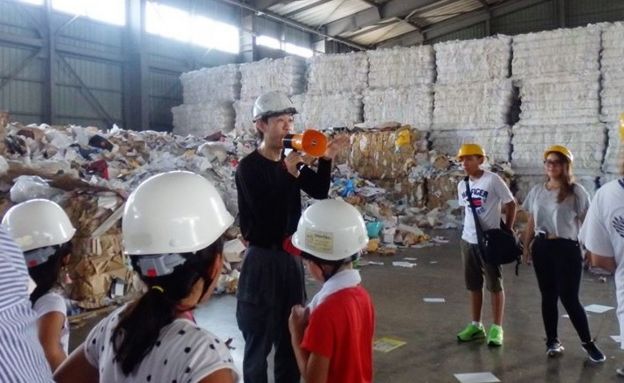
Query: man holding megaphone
[[235, 91, 348, 383]]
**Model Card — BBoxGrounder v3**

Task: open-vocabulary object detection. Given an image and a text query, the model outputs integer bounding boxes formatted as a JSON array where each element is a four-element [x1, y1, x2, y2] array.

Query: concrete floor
[[71, 229, 624, 382]]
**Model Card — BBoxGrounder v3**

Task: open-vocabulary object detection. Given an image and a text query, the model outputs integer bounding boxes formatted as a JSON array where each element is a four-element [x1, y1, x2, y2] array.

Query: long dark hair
[[112, 238, 223, 375], [28, 243, 71, 304], [548, 152, 575, 203]]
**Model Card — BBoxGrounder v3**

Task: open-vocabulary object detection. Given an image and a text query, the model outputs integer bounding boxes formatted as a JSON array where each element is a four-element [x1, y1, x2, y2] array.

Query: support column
[[43, 0, 56, 124], [123, 0, 149, 131]]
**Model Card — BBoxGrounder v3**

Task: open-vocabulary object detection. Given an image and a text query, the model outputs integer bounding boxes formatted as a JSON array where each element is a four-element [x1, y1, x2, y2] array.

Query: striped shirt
[[0, 227, 53, 382]]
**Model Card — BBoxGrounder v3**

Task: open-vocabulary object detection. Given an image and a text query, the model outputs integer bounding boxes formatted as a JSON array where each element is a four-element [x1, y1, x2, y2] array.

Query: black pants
[[532, 238, 592, 344], [236, 246, 305, 383]]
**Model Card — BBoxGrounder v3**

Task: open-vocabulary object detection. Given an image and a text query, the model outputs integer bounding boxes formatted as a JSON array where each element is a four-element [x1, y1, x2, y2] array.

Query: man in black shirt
[[235, 91, 347, 383]]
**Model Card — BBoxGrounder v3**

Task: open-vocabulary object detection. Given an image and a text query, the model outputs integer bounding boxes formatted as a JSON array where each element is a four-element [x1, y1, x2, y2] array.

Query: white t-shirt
[[579, 178, 624, 348], [33, 292, 69, 354], [522, 182, 590, 241], [84, 305, 239, 383], [458, 170, 515, 244]]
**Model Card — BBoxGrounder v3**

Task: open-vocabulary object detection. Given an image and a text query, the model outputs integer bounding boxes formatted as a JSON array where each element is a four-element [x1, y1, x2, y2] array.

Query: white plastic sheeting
[[180, 64, 240, 104], [517, 74, 600, 125], [240, 57, 307, 100], [434, 36, 511, 84], [172, 102, 235, 137], [512, 25, 601, 79], [367, 46, 434, 89], [302, 93, 363, 129], [363, 87, 433, 130], [432, 80, 513, 129], [430, 127, 511, 163], [511, 124, 606, 175], [307, 52, 368, 94]]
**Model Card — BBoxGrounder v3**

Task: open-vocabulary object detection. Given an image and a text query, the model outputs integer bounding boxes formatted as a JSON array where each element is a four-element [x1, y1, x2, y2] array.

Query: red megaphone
[[282, 129, 328, 158]]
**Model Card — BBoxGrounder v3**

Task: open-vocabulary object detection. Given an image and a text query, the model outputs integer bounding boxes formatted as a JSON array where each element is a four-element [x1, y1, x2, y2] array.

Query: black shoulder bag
[[464, 176, 522, 275]]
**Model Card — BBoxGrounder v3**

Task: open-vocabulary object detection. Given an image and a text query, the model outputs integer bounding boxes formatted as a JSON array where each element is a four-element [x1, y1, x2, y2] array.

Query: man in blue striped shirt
[[0, 226, 54, 382]]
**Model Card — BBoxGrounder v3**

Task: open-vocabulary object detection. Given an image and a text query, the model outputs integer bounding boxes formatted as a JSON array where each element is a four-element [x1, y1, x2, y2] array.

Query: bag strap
[[465, 177, 520, 276], [464, 176, 486, 254]]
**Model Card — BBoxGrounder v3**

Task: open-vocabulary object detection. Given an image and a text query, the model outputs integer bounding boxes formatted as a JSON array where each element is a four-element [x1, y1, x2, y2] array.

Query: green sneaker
[[457, 323, 486, 342], [487, 325, 503, 347]]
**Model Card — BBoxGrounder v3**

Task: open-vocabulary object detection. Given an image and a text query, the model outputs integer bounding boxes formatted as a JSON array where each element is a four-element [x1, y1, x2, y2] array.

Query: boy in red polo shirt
[[288, 199, 375, 383]]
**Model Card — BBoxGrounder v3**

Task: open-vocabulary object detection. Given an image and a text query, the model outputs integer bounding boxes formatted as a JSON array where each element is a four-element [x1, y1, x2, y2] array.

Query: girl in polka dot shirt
[[54, 171, 239, 383]]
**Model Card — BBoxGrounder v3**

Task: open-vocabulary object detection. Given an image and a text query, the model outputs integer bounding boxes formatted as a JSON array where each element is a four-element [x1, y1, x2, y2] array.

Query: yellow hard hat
[[544, 145, 573, 163], [457, 143, 485, 159]]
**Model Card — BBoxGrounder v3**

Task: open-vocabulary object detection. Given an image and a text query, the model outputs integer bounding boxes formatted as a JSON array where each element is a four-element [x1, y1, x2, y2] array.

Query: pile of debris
[[0, 117, 516, 310], [0, 118, 250, 310]]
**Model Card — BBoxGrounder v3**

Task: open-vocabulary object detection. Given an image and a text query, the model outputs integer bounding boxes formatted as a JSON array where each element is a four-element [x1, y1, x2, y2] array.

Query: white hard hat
[[292, 199, 368, 261], [2, 199, 76, 252], [252, 91, 297, 122], [122, 171, 234, 255]]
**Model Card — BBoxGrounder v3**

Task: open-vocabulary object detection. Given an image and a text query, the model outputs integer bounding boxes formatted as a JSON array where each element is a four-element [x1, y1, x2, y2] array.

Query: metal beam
[[57, 44, 124, 63], [57, 53, 116, 126], [281, 0, 334, 18], [323, 0, 440, 37], [217, 0, 368, 50], [254, 0, 291, 11], [342, 19, 398, 39], [0, 48, 41, 91], [0, 32, 126, 63], [422, 0, 549, 41], [0, 33, 43, 49]]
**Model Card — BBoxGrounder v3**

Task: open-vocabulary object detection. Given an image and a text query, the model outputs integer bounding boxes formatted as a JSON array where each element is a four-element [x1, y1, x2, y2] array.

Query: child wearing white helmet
[[54, 171, 239, 383], [2, 199, 76, 372], [288, 199, 375, 383]]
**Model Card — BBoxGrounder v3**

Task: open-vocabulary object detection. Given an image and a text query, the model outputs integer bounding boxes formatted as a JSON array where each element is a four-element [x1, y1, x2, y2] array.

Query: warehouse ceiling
[[251, 0, 512, 47]]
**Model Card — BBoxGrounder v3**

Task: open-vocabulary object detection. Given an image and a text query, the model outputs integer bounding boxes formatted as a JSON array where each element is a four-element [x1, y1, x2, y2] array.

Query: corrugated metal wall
[[0, 0, 239, 132], [0, 1, 44, 124], [425, 0, 624, 44], [566, 0, 624, 26], [2, 0, 623, 131], [491, 1, 556, 36], [428, 23, 487, 44]]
